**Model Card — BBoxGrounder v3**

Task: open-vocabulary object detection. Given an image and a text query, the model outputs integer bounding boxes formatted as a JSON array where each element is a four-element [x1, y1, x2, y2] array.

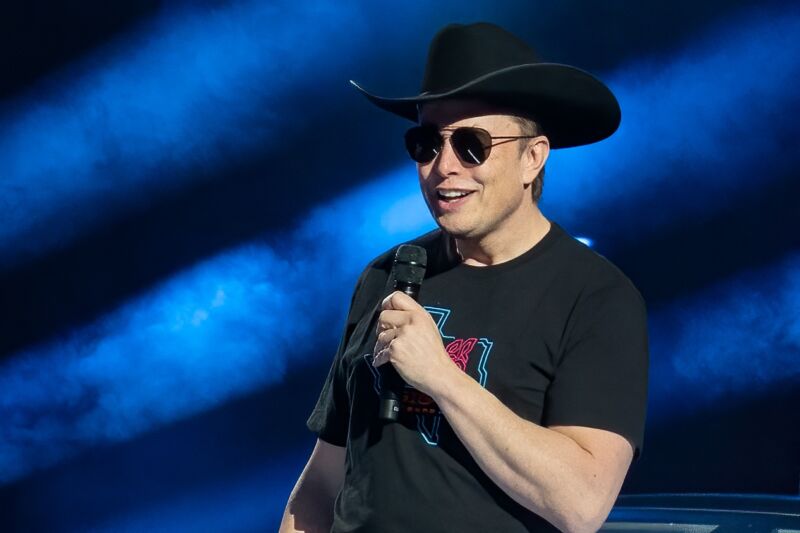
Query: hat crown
[[421, 23, 541, 94]]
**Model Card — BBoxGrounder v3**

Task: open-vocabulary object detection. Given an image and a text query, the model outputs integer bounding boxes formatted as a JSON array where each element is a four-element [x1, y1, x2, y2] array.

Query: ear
[[521, 136, 549, 186]]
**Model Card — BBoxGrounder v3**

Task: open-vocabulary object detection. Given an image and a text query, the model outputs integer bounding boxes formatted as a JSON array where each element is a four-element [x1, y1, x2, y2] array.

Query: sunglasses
[[404, 125, 539, 165]]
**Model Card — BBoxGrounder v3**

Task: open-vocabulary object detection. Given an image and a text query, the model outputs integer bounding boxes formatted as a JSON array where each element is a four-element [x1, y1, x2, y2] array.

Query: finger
[[373, 328, 397, 355], [372, 347, 390, 367], [377, 327, 397, 347], [382, 291, 420, 311], [376, 309, 410, 334], [381, 292, 397, 311]]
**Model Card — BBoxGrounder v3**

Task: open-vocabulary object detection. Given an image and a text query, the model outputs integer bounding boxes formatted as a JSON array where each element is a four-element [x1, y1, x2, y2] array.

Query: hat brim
[[351, 63, 620, 149]]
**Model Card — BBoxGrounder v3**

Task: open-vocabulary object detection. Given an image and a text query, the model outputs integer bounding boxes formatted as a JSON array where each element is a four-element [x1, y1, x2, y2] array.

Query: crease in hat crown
[[350, 22, 622, 149], [421, 22, 538, 93]]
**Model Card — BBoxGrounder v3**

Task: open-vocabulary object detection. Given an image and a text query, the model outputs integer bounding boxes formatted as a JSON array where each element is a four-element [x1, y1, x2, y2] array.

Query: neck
[[455, 207, 551, 267]]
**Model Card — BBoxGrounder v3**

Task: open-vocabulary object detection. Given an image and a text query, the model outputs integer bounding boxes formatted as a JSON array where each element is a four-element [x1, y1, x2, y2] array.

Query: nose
[[431, 135, 462, 177]]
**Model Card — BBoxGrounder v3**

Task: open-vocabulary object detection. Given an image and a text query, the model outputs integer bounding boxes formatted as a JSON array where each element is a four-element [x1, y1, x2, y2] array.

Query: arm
[[279, 438, 345, 533], [374, 291, 637, 532], [434, 368, 632, 532]]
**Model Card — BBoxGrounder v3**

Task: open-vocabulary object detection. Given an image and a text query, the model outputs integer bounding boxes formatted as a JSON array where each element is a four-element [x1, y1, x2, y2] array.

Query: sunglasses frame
[[405, 125, 540, 165]]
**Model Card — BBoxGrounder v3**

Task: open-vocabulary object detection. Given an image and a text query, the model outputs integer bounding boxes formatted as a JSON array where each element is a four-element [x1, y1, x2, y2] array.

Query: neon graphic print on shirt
[[364, 306, 494, 446]]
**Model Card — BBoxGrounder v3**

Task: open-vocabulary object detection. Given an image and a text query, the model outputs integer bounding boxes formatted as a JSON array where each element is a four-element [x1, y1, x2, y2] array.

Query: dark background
[[1, 1, 798, 531]]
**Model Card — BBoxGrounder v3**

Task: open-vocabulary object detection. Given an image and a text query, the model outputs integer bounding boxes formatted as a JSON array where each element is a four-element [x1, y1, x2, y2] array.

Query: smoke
[[649, 252, 800, 413], [0, 0, 365, 269], [0, 167, 429, 484], [542, 4, 800, 231], [81, 455, 304, 533]]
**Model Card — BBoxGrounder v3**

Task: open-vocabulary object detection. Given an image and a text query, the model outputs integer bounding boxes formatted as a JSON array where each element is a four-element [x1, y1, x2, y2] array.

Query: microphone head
[[393, 244, 427, 285]]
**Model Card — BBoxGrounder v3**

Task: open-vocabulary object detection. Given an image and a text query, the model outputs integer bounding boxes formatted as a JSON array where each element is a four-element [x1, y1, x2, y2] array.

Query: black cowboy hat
[[350, 22, 621, 149]]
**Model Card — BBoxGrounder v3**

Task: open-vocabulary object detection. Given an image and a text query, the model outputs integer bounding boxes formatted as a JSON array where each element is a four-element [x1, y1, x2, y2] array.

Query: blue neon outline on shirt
[[476, 338, 494, 387], [363, 353, 381, 395], [413, 306, 496, 447], [424, 306, 456, 342], [416, 412, 441, 445]]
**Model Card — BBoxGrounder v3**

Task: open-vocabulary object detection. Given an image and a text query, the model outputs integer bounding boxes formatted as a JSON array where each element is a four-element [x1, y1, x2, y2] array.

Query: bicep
[[281, 439, 345, 532], [301, 438, 346, 498]]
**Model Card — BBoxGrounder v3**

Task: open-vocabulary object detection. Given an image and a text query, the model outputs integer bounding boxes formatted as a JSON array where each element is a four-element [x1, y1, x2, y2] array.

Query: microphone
[[379, 244, 427, 422]]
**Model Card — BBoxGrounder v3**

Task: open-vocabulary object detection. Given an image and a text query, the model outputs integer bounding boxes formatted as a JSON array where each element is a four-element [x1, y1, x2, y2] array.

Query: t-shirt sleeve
[[543, 276, 649, 458], [306, 267, 373, 446], [306, 322, 353, 446]]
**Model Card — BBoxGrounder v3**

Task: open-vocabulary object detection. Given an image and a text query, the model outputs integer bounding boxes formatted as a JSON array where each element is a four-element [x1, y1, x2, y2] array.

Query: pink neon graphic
[[445, 337, 478, 371]]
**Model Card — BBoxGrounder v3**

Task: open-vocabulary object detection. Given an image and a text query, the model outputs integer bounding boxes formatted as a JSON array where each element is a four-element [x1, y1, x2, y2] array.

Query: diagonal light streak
[[0, 167, 430, 484], [0, 0, 364, 270], [648, 252, 800, 418], [541, 5, 800, 234]]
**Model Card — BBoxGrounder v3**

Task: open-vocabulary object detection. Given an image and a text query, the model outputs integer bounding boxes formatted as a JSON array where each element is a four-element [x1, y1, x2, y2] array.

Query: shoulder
[[348, 229, 453, 315], [549, 223, 646, 311], [359, 228, 454, 284], [554, 225, 638, 292]]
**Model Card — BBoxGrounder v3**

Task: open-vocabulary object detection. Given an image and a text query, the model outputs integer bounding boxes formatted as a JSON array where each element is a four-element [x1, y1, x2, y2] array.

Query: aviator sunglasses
[[404, 125, 539, 165]]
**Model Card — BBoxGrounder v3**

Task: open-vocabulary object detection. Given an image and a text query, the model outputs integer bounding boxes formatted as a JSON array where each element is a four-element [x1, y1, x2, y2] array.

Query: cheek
[[418, 175, 432, 201], [482, 172, 519, 210], [417, 165, 434, 188], [417, 170, 437, 210]]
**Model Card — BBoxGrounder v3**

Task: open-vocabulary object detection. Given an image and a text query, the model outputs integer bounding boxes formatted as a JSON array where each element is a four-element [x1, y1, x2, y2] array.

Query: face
[[415, 99, 547, 242]]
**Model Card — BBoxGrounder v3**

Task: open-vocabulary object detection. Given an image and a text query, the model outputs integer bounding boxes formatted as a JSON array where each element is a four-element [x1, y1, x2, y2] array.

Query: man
[[280, 22, 648, 533]]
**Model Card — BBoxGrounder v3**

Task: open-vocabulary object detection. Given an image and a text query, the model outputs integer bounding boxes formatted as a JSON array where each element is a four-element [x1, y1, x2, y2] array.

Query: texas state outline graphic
[[364, 305, 494, 446]]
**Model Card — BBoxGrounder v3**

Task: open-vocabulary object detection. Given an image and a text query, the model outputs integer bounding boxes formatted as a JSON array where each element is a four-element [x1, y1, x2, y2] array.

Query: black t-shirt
[[307, 222, 649, 532]]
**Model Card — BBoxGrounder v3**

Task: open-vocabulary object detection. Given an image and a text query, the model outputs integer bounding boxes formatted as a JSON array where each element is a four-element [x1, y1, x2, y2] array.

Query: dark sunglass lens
[[452, 128, 490, 164], [405, 126, 441, 163]]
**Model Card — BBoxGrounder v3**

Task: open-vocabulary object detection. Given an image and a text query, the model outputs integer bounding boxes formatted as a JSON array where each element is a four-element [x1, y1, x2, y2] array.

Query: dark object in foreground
[[603, 493, 800, 532]]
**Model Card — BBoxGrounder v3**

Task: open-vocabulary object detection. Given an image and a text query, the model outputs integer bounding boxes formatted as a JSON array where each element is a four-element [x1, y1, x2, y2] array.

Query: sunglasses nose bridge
[[433, 133, 468, 171]]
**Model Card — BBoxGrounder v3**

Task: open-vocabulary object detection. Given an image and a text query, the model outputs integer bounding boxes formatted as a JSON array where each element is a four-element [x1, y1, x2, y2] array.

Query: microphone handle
[[378, 282, 420, 421], [395, 281, 420, 300]]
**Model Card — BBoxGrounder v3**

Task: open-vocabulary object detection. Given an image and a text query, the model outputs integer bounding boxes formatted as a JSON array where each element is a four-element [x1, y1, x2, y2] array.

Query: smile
[[436, 190, 475, 202], [434, 189, 476, 212]]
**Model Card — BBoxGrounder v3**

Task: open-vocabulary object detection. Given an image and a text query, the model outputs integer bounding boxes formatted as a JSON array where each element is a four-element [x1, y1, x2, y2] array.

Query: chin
[[434, 216, 480, 240]]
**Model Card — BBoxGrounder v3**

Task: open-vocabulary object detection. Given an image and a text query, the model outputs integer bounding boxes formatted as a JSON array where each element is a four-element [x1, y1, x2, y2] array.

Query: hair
[[511, 115, 545, 203]]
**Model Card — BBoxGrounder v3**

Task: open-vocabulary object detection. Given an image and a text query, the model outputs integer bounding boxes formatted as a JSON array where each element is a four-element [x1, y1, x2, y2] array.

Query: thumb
[[381, 290, 419, 311]]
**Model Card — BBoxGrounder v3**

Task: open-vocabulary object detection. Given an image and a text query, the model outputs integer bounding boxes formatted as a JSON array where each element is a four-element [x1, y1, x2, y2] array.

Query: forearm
[[432, 368, 616, 532]]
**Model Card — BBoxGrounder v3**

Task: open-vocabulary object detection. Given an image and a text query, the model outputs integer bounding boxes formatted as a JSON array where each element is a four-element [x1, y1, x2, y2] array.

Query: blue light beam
[[82, 454, 305, 533], [648, 252, 800, 419], [541, 5, 800, 237], [0, 0, 364, 270], [0, 167, 430, 485]]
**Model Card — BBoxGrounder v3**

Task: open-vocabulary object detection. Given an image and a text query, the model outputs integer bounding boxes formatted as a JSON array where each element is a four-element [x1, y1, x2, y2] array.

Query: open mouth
[[436, 190, 475, 202]]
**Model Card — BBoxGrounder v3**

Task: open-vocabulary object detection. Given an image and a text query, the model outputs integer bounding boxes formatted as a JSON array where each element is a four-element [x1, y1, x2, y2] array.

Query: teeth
[[438, 190, 471, 199]]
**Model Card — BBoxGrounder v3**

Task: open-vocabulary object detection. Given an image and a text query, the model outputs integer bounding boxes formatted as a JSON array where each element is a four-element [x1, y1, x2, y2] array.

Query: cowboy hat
[[350, 22, 621, 149]]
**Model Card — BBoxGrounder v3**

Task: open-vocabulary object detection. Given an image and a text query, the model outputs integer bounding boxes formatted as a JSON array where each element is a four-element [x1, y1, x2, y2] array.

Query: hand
[[372, 291, 458, 397]]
